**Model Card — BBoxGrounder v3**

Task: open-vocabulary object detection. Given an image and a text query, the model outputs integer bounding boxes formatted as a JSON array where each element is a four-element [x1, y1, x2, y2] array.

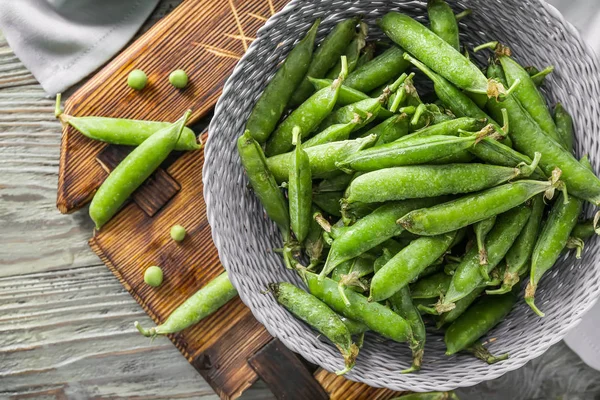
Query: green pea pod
[[270, 282, 358, 375], [498, 51, 562, 147], [410, 272, 451, 299], [309, 77, 370, 106], [304, 119, 361, 148], [380, 12, 491, 94], [526, 192, 583, 317], [305, 207, 326, 268], [237, 130, 290, 241], [389, 286, 427, 373], [55, 96, 199, 151], [343, 155, 540, 205], [437, 204, 531, 311], [366, 114, 410, 146], [318, 97, 384, 132], [355, 43, 375, 69], [327, 22, 368, 79], [90, 111, 191, 229], [337, 131, 494, 173], [487, 194, 545, 295], [370, 232, 457, 302], [289, 18, 358, 107], [571, 219, 600, 240], [245, 20, 319, 143], [339, 316, 369, 336], [344, 46, 409, 93], [135, 271, 237, 337], [303, 270, 415, 344], [474, 216, 496, 271], [266, 59, 348, 156], [524, 65, 554, 86], [435, 286, 485, 328], [428, 0, 460, 51], [289, 129, 312, 243], [313, 191, 343, 217], [398, 178, 562, 236], [320, 198, 446, 279], [486, 61, 600, 205], [554, 103, 575, 153], [267, 134, 376, 183], [390, 392, 459, 400], [444, 290, 517, 360], [316, 173, 354, 193], [396, 117, 487, 143]]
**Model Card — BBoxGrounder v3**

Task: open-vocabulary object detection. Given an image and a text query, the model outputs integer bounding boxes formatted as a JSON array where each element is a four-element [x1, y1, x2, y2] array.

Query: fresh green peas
[[410, 272, 451, 299], [398, 177, 562, 237], [238, 130, 290, 242], [473, 216, 496, 271], [380, 12, 492, 95], [288, 128, 312, 243], [170, 225, 187, 242], [135, 272, 237, 336], [89, 111, 191, 229], [318, 96, 384, 133], [303, 270, 415, 345], [128, 69, 148, 90], [486, 61, 600, 205], [319, 198, 446, 280], [305, 207, 326, 269], [339, 316, 369, 336], [246, 20, 319, 143], [497, 51, 561, 146], [343, 155, 540, 206], [289, 18, 358, 107], [355, 43, 375, 69], [54, 95, 199, 151], [525, 65, 554, 86], [370, 231, 457, 302], [554, 103, 575, 152], [313, 191, 343, 218], [169, 69, 189, 89], [487, 194, 545, 295], [266, 135, 376, 183], [396, 117, 487, 144], [316, 173, 354, 193], [427, 0, 460, 51], [435, 286, 485, 328], [270, 282, 359, 375], [144, 266, 163, 287], [326, 22, 368, 79], [526, 192, 583, 317], [304, 118, 361, 148], [344, 46, 410, 93], [266, 57, 348, 156], [436, 204, 531, 312], [444, 290, 517, 362], [388, 286, 427, 373], [571, 218, 600, 240]]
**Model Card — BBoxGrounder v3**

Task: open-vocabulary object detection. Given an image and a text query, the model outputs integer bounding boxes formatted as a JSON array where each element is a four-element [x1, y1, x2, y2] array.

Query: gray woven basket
[[204, 0, 600, 392]]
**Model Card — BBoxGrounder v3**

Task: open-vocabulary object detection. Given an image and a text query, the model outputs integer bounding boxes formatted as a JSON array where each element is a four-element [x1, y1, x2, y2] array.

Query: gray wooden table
[[1, 1, 600, 399]]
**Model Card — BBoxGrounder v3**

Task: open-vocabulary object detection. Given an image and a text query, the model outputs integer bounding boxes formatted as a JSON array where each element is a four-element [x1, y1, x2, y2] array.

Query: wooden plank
[[248, 339, 329, 400], [96, 145, 181, 217], [88, 146, 272, 400], [313, 369, 404, 400], [57, 0, 289, 213]]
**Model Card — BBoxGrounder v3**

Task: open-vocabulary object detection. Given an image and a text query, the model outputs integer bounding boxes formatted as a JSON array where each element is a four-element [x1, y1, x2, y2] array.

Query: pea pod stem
[[454, 9, 472, 21], [473, 41, 498, 53], [467, 342, 509, 364]]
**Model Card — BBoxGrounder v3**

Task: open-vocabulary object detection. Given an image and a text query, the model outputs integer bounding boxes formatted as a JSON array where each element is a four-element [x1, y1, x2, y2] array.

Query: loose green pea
[[144, 266, 163, 287], [170, 225, 186, 242], [169, 69, 189, 89], [128, 69, 148, 90]]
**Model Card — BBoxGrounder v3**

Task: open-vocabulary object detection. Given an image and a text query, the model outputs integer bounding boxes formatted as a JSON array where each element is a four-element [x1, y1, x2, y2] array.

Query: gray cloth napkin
[[0, 0, 159, 95]]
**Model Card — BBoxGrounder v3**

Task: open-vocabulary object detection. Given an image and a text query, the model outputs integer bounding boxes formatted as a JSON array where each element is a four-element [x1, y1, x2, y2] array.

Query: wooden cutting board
[[58, 0, 405, 398]]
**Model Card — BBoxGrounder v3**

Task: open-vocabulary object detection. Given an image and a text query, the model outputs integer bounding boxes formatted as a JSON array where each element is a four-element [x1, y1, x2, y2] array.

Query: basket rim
[[204, 0, 600, 391]]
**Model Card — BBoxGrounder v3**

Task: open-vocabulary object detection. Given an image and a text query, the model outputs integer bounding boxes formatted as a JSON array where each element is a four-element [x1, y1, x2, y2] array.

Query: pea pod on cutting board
[[266, 134, 376, 183], [343, 154, 540, 206], [270, 282, 359, 375], [245, 20, 319, 143], [238, 130, 290, 242], [89, 111, 191, 229], [55, 95, 199, 151], [135, 272, 237, 337], [266, 57, 348, 156], [289, 18, 358, 107]]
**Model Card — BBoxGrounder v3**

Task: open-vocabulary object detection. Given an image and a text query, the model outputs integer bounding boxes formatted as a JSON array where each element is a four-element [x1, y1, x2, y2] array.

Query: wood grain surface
[[57, 0, 288, 214]]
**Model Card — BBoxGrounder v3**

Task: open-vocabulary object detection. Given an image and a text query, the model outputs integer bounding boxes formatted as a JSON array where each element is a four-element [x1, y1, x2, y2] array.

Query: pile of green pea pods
[[238, 0, 600, 375]]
